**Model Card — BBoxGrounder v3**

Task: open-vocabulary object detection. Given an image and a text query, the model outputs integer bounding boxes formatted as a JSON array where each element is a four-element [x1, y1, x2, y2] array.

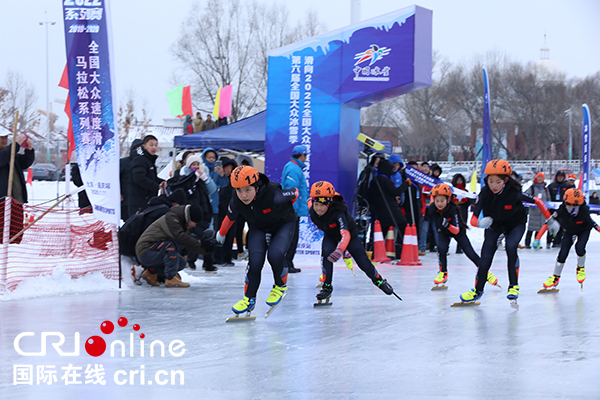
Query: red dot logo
[[140, 333, 145, 339], [118, 317, 128, 327], [133, 324, 140, 331], [100, 321, 114, 334], [85, 336, 106, 357]]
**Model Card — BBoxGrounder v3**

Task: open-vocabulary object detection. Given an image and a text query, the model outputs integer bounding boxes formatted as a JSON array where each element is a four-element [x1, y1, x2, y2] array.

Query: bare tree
[[172, 0, 325, 122], [0, 71, 41, 132], [117, 90, 152, 157]]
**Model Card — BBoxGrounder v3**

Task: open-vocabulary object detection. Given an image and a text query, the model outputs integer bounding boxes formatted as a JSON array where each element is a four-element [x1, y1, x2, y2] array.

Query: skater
[[427, 184, 498, 288], [217, 166, 298, 316], [541, 188, 600, 290], [460, 159, 556, 304], [308, 181, 397, 303]]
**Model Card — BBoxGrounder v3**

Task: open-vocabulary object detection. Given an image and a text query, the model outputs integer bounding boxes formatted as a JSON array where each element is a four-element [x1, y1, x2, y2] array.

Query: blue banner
[[404, 165, 477, 200], [62, 0, 120, 224], [581, 104, 591, 201], [481, 67, 493, 186]]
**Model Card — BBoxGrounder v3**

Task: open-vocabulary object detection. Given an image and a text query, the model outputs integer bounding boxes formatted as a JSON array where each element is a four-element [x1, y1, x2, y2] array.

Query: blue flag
[[481, 67, 493, 187], [581, 104, 591, 201]]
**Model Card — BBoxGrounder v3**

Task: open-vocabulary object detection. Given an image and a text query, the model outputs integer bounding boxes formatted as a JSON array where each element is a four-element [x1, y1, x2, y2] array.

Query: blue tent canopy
[[173, 109, 394, 154], [173, 111, 266, 151]]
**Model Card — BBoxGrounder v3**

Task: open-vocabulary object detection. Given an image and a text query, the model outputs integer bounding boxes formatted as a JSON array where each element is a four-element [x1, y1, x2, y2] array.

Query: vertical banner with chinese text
[[581, 104, 591, 201], [481, 67, 493, 187], [62, 0, 120, 224]]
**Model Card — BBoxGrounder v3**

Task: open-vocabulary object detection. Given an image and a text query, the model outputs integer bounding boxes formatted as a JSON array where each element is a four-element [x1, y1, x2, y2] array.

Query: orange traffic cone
[[385, 228, 395, 258], [372, 220, 391, 263], [398, 224, 422, 266]]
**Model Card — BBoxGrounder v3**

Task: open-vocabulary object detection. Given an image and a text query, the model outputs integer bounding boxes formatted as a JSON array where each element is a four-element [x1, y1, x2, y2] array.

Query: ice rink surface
[[2, 221, 600, 399]]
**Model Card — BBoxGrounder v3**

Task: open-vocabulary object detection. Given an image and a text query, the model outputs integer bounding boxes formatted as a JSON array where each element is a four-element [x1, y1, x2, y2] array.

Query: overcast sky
[[1, 0, 598, 131]]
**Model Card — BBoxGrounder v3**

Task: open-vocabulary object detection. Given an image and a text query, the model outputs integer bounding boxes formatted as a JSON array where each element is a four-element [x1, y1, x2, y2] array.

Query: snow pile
[[0, 266, 126, 302]]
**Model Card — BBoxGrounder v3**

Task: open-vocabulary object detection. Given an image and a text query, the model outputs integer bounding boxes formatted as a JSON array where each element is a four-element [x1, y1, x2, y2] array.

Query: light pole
[[565, 108, 572, 164], [434, 116, 453, 163], [39, 12, 56, 163]]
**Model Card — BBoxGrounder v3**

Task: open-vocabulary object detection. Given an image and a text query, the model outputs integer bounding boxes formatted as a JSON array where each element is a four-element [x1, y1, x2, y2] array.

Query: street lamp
[[434, 116, 453, 163], [565, 108, 572, 164], [39, 11, 56, 163]]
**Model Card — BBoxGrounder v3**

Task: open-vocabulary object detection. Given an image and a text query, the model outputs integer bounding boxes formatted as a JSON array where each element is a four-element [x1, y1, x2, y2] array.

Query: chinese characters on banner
[[62, 0, 120, 224], [288, 56, 313, 188]]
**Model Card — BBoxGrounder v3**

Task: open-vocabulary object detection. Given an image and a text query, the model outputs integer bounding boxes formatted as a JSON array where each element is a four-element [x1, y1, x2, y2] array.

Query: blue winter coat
[[281, 158, 308, 217], [201, 147, 228, 214]]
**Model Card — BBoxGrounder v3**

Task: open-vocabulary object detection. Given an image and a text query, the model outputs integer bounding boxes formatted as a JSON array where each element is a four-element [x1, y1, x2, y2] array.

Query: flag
[[213, 86, 221, 119], [468, 169, 477, 193], [581, 104, 591, 200], [219, 85, 232, 118], [59, 65, 76, 161], [480, 67, 493, 187], [166, 85, 193, 117], [26, 168, 33, 186]]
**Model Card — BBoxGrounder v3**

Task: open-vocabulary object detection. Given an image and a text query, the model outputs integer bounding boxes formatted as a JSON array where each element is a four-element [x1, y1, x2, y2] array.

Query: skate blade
[[133, 279, 142, 286], [493, 283, 502, 289], [265, 293, 286, 319], [204, 271, 218, 274], [226, 314, 256, 323], [316, 283, 323, 288], [451, 302, 480, 307], [537, 288, 559, 293], [313, 299, 333, 307], [431, 285, 448, 290], [510, 300, 519, 309], [349, 268, 356, 276]]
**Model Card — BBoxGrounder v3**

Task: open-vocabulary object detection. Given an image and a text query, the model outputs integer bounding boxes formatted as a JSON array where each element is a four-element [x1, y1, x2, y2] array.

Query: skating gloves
[[595, 225, 600, 233], [216, 232, 226, 244], [477, 216, 493, 228], [546, 217, 560, 235], [441, 218, 450, 228], [327, 248, 344, 263]]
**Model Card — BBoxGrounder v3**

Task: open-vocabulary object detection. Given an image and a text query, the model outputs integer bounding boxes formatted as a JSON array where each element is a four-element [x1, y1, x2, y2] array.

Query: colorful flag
[[481, 67, 493, 187], [58, 65, 75, 161], [212, 86, 221, 119], [182, 85, 193, 117], [468, 169, 477, 193], [26, 168, 33, 186], [219, 85, 232, 118], [581, 104, 591, 200]]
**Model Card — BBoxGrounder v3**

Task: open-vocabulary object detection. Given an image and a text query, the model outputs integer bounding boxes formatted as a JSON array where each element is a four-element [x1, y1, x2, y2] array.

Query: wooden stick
[[7, 111, 18, 199]]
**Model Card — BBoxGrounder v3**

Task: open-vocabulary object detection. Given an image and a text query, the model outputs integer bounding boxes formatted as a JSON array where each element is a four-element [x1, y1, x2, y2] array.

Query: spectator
[[281, 145, 308, 273], [388, 154, 404, 188], [183, 115, 194, 135], [193, 112, 203, 133], [524, 173, 550, 249], [129, 135, 167, 216], [0, 128, 34, 244], [548, 170, 569, 247], [171, 150, 194, 182], [368, 159, 410, 258], [401, 160, 421, 237], [418, 161, 438, 255], [215, 157, 238, 266], [119, 138, 143, 221], [450, 173, 472, 253], [590, 191, 600, 205], [200, 114, 217, 132], [202, 147, 228, 226], [136, 204, 210, 287]]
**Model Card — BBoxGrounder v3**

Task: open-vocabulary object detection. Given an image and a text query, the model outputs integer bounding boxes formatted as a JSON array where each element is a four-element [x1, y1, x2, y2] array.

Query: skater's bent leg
[[347, 237, 378, 280], [245, 229, 268, 298], [556, 231, 574, 263], [321, 235, 338, 284], [266, 220, 295, 287], [504, 224, 525, 287], [436, 232, 450, 272], [455, 232, 480, 266], [475, 229, 501, 293], [574, 230, 590, 257]]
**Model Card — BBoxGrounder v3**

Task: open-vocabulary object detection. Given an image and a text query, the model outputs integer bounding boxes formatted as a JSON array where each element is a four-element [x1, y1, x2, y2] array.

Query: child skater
[[216, 166, 298, 316], [308, 181, 399, 302], [428, 183, 499, 288], [541, 188, 600, 290], [460, 159, 557, 304]]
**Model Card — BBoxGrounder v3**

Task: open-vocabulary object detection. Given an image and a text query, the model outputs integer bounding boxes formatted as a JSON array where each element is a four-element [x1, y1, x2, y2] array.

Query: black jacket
[[427, 201, 465, 238], [169, 172, 213, 231], [547, 175, 568, 204], [368, 159, 409, 227], [554, 203, 597, 235], [473, 184, 534, 233], [0, 143, 34, 202], [310, 197, 358, 242], [129, 146, 163, 211], [120, 139, 143, 217], [226, 173, 297, 233]]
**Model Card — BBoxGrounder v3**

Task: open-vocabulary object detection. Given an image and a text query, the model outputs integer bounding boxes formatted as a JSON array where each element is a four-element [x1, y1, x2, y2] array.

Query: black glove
[[441, 218, 450, 228], [200, 229, 217, 252]]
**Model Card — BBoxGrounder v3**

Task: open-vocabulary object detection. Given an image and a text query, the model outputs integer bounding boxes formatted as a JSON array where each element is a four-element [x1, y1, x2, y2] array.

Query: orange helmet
[[310, 181, 336, 198], [484, 159, 512, 176], [564, 188, 584, 205], [567, 173, 577, 181], [431, 183, 453, 198], [231, 166, 259, 188]]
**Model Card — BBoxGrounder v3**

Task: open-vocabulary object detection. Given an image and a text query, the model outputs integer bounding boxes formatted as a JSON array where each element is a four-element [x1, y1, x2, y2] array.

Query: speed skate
[[226, 312, 257, 323]]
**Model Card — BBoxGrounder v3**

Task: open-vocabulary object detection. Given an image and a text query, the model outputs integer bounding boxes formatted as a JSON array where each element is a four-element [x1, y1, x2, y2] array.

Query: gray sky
[[1, 0, 598, 131]]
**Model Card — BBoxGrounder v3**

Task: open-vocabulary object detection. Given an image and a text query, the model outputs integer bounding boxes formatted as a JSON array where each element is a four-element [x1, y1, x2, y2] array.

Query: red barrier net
[[0, 197, 119, 292]]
